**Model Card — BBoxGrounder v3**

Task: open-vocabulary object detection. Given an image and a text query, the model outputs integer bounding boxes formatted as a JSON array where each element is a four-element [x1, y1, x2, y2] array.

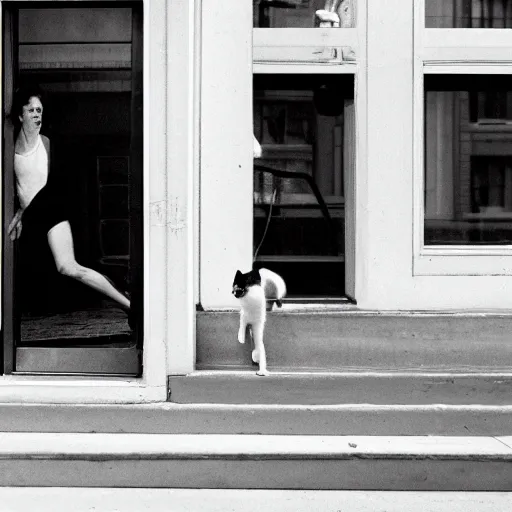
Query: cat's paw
[[251, 349, 260, 364], [238, 332, 245, 344], [256, 368, 269, 377]]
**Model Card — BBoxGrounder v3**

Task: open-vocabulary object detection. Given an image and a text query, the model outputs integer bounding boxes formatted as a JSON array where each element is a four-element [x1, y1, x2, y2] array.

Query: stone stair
[[149, 310, 512, 491], [0, 310, 511, 491], [0, 432, 511, 490], [196, 309, 512, 372]]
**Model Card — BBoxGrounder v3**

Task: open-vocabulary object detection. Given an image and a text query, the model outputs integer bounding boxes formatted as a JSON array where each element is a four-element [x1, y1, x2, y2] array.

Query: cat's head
[[232, 269, 261, 299]]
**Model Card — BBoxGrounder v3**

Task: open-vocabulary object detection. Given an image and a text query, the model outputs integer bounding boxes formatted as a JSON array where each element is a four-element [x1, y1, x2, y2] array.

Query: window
[[252, 0, 357, 298], [253, 74, 354, 296], [424, 75, 512, 245], [426, 0, 512, 28], [253, 0, 355, 28], [416, 0, 512, 274]]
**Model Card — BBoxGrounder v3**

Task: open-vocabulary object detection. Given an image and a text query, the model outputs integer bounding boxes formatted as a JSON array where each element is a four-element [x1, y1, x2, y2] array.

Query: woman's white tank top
[[14, 135, 48, 209]]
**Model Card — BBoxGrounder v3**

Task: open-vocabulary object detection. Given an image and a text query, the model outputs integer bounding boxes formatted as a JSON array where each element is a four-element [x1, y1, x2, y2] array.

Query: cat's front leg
[[252, 323, 269, 376], [237, 311, 247, 344]]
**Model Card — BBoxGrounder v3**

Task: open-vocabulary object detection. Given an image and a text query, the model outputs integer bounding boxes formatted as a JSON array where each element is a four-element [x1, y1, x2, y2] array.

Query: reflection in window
[[424, 75, 512, 245], [253, 75, 354, 296], [426, 0, 512, 28], [253, 0, 355, 28]]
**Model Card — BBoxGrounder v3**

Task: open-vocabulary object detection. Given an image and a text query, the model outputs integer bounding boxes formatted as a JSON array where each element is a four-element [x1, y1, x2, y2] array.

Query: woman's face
[[19, 96, 43, 133]]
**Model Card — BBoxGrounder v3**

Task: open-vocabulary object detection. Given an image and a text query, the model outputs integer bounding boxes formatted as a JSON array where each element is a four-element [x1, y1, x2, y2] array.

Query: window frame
[[0, 0, 196, 402], [253, 27, 358, 69], [414, 0, 512, 276]]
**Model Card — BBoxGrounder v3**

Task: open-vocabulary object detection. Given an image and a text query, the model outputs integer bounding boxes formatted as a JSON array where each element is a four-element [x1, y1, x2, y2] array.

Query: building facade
[[0, 0, 511, 496]]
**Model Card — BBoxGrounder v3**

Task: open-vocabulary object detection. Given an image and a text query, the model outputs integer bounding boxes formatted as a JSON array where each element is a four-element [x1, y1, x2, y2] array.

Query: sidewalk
[[1, 489, 511, 511]]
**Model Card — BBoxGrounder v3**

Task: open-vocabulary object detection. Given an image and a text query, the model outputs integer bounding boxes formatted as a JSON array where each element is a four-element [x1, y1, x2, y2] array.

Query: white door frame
[[0, 0, 197, 401]]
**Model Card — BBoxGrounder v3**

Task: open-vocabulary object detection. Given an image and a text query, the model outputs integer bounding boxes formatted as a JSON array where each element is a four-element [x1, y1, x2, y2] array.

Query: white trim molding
[[165, 0, 197, 374]]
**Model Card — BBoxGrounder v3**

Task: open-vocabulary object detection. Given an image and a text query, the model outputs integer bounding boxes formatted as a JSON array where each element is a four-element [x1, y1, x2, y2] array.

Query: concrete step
[[0, 433, 511, 490], [0, 402, 511, 436], [197, 310, 512, 371], [2, 489, 512, 512], [168, 370, 512, 406]]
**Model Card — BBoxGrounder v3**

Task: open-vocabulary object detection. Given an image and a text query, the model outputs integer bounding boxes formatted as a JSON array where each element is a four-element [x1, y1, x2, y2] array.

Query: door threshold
[[196, 297, 356, 312], [282, 296, 354, 304]]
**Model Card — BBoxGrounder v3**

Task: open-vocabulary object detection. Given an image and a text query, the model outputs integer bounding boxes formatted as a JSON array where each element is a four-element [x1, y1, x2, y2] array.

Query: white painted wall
[[356, 0, 414, 308], [199, 0, 253, 309]]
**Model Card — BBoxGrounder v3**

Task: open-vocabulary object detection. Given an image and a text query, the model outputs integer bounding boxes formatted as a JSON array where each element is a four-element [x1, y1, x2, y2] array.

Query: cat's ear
[[235, 270, 242, 278]]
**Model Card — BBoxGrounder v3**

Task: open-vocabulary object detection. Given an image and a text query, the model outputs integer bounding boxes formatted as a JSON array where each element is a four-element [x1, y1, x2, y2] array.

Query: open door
[[130, 4, 144, 349], [252, 74, 354, 299], [344, 98, 356, 301], [2, 3, 143, 375], [2, 6, 18, 374]]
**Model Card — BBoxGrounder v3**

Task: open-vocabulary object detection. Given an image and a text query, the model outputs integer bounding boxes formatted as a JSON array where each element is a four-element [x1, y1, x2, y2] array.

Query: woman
[[8, 86, 131, 321]]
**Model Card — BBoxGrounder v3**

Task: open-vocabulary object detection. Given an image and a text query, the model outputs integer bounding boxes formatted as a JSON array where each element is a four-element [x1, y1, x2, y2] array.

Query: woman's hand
[[8, 208, 24, 241]]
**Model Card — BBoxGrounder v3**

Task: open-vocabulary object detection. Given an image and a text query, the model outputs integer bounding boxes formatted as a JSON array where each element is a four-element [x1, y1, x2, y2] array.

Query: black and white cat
[[232, 268, 286, 376]]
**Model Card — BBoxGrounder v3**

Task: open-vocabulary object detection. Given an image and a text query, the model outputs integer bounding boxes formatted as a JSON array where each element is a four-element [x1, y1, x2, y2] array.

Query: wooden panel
[[19, 8, 132, 43], [19, 43, 131, 69], [16, 346, 140, 375], [343, 99, 355, 300]]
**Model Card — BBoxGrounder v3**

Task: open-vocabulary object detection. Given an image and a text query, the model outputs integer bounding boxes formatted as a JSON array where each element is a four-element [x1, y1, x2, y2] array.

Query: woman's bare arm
[[8, 208, 24, 240]]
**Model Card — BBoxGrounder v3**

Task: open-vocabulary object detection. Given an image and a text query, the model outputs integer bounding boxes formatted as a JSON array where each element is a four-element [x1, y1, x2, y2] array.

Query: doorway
[[253, 73, 355, 300], [2, 2, 143, 374]]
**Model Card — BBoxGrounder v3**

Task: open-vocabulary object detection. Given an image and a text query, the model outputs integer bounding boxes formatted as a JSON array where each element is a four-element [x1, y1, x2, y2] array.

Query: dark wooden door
[[2, 6, 19, 374]]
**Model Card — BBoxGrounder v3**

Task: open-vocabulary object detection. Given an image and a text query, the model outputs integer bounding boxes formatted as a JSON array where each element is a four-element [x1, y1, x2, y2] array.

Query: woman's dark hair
[[12, 83, 44, 123]]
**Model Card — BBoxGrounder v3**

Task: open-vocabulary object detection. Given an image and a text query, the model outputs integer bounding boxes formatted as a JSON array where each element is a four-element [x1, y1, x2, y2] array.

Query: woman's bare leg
[[47, 221, 130, 309]]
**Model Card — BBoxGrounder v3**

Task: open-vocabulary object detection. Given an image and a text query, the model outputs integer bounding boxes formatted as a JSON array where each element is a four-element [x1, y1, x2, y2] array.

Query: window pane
[[254, 0, 355, 28], [424, 75, 512, 245], [426, 0, 512, 28], [253, 74, 354, 296]]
